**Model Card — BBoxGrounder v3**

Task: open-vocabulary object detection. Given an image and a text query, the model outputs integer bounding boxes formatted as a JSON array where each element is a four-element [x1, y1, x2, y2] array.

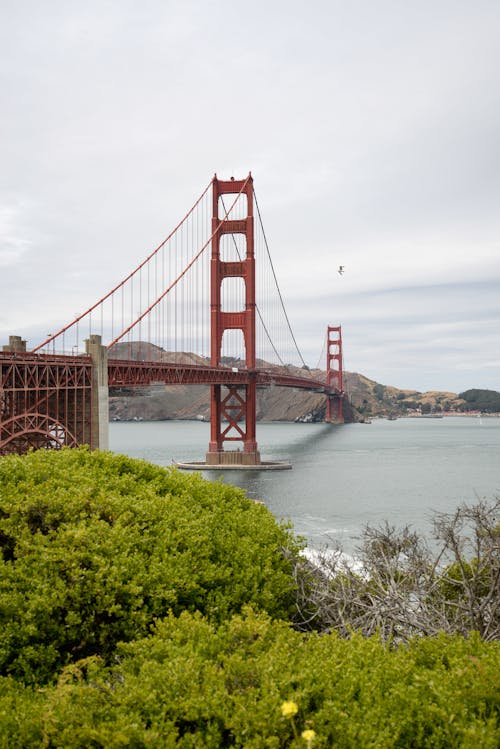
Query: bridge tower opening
[[325, 325, 344, 424], [206, 174, 260, 466]]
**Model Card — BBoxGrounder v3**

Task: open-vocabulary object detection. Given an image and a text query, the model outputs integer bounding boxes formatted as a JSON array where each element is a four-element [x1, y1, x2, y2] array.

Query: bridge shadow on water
[[201, 422, 344, 506]]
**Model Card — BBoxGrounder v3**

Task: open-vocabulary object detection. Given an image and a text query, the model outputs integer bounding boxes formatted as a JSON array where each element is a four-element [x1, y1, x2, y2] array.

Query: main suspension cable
[[108, 176, 252, 348], [253, 188, 308, 368], [32, 179, 213, 353], [315, 331, 327, 372], [219, 195, 288, 368]]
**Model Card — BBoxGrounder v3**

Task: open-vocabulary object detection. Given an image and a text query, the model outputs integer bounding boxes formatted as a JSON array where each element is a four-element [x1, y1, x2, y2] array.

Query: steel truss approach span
[[0, 352, 92, 454], [1, 174, 344, 461]]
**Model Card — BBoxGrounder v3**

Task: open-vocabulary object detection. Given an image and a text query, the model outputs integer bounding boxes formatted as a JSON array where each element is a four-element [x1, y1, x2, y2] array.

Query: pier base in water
[[205, 449, 261, 466], [174, 459, 292, 471]]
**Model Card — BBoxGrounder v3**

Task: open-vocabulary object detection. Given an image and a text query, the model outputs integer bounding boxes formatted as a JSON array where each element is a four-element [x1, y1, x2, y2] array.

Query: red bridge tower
[[206, 175, 260, 465], [325, 325, 344, 424]]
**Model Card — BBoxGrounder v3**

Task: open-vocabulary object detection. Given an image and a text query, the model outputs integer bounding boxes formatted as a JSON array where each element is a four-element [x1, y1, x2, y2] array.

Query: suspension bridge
[[0, 174, 344, 466]]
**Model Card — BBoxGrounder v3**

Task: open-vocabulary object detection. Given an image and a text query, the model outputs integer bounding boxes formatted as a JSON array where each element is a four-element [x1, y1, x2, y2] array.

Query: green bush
[[0, 448, 300, 684], [1, 609, 499, 747], [1, 449, 499, 746]]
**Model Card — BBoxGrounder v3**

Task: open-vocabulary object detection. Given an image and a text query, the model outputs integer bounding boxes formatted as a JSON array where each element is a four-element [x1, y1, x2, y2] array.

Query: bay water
[[109, 417, 500, 552]]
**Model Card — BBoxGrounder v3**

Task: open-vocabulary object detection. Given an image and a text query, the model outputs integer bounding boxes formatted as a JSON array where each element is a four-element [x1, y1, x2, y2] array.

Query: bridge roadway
[[108, 358, 335, 394], [0, 350, 337, 395]]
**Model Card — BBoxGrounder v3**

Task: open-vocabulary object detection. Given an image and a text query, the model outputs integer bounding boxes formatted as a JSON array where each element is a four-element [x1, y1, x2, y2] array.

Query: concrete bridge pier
[[2, 335, 27, 353], [85, 335, 109, 450], [326, 394, 345, 424]]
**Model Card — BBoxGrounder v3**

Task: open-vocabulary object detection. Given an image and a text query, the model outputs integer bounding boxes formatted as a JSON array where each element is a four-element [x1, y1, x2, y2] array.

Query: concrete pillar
[[326, 394, 345, 424], [2, 335, 27, 353], [85, 335, 109, 450]]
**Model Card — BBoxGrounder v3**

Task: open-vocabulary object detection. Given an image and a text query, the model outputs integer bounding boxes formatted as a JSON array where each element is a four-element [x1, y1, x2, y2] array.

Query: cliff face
[[109, 385, 352, 423], [108, 343, 210, 421], [109, 384, 211, 421]]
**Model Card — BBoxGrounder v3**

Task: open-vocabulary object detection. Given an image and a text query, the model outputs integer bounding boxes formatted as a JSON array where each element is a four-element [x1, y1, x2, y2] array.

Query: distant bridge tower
[[206, 174, 260, 465], [325, 325, 344, 424]]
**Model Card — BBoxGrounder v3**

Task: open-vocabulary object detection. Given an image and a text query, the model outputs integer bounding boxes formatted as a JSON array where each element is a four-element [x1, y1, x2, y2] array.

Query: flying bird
[[338, 265, 345, 275]]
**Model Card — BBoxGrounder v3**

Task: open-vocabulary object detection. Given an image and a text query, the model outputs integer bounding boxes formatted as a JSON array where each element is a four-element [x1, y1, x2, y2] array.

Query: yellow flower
[[281, 700, 298, 719], [302, 728, 316, 744]]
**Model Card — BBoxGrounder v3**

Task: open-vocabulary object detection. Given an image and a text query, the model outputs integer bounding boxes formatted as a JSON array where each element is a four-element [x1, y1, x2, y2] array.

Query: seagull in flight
[[338, 265, 345, 275]]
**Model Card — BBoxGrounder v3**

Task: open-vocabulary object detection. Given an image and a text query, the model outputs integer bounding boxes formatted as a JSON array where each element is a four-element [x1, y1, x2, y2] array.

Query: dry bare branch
[[291, 498, 500, 642]]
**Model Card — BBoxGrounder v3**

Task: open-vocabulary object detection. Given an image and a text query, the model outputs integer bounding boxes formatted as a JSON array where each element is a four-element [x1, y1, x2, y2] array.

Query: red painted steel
[[0, 352, 93, 454], [207, 174, 260, 461], [325, 325, 344, 423], [108, 360, 330, 390]]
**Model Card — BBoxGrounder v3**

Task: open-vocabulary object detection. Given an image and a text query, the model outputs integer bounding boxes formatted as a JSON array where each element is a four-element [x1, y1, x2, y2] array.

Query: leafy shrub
[[1, 609, 499, 747], [0, 448, 300, 683]]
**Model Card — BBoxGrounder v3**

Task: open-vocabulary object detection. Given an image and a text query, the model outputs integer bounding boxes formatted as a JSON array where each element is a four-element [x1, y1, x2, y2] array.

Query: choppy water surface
[[110, 417, 500, 551]]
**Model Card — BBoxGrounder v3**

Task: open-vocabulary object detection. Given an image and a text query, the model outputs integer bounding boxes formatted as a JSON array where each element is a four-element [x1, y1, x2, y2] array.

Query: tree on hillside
[[459, 389, 500, 413]]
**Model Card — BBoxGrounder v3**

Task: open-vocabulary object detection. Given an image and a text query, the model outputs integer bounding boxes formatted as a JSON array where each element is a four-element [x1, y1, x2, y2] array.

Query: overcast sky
[[1, 0, 499, 393]]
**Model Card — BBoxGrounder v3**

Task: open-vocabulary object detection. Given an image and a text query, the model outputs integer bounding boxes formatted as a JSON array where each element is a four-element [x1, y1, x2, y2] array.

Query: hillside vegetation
[[345, 373, 466, 419], [0, 449, 499, 746], [348, 377, 500, 418], [459, 388, 500, 413]]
